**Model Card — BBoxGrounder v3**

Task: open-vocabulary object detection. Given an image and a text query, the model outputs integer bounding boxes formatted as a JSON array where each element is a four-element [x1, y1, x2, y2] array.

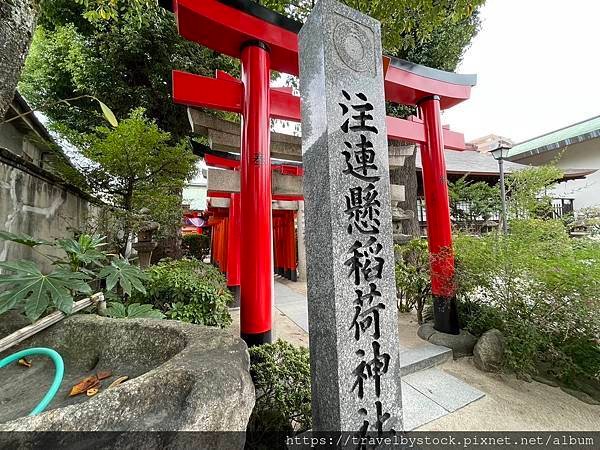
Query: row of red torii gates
[[164, 0, 477, 345]]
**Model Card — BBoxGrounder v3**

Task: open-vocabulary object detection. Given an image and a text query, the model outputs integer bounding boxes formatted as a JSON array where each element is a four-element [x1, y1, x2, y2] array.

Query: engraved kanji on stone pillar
[[299, 0, 403, 433]]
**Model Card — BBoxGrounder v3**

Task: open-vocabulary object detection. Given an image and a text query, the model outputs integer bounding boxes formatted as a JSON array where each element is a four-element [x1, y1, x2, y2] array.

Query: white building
[[182, 160, 208, 211], [506, 116, 600, 210]]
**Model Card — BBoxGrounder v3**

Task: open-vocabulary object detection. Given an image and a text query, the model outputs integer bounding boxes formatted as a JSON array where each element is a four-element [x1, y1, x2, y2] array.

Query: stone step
[[402, 368, 485, 431], [399, 343, 452, 376]]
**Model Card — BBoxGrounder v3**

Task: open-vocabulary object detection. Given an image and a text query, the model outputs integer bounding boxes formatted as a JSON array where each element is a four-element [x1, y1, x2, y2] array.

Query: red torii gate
[[166, 0, 476, 343], [203, 149, 303, 288]]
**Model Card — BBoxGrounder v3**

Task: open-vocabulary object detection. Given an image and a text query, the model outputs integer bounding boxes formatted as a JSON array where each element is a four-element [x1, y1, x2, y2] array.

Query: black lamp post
[[490, 141, 512, 234]]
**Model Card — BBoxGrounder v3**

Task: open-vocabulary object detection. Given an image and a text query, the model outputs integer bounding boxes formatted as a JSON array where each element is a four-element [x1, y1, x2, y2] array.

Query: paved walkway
[[274, 280, 309, 332], [273, 277, 484, 431]]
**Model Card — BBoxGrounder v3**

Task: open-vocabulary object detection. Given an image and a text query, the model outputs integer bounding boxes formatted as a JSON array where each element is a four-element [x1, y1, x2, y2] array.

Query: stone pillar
[[300, 0, 402, 433], [132, 209, 159, 269], [296, 200, 307, 282]]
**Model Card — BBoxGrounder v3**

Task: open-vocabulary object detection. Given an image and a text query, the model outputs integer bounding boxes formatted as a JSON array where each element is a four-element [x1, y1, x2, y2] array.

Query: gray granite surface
[[403, 368, 485, 413], [272, 278, 486, 431], [300, 0, 402, 432]]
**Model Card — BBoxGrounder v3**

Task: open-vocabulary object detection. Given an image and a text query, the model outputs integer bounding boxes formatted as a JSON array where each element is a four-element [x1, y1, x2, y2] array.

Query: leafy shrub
[[395, 239, 430, 322], [0, 231, 147, 321], [572, 207, 600, 239], [137, 258, 232, 327], [448, 176, 500, 232], [393, 218, 600, 381], [246, 340, 311, 449], [455, 219, 600, 380], [504, 166, 563, 220], [456, 297, 503, 336], [182, 233, 210, 261], [559, 338, 600, 382]]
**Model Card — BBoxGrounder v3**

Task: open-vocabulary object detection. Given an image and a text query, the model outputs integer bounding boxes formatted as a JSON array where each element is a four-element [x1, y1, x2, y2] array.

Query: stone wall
[[0, 147, 99, 272], [0, 123, 25, 158]]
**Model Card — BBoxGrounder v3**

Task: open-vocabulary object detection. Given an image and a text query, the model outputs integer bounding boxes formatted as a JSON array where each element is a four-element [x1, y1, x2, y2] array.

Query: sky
[[444, 0, 600, 144]]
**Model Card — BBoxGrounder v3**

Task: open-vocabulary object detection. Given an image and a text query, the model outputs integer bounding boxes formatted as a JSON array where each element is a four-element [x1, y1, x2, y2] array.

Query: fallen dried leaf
[[86, 387, 99, 397], [69, 375, 99, 397], [107, 376, 128, 389], [18, 358, 32, 368], [97, 370, 112, 381]]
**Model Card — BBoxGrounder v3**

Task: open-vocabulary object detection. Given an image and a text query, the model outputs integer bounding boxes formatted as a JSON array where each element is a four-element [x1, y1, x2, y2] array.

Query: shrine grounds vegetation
[[134, 258, 233, 328], [246, 340, 311, 449], [181, 234, 211, 261], [454, 220, 600, 382], [395, 220, 600, 385], [0, 232, 233, 327], [0, 231, 159, 321], [395, 238, 430, 323]]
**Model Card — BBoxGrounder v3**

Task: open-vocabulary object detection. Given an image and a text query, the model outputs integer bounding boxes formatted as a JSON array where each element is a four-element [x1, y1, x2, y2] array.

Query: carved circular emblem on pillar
[[333, 20, 373, 73]]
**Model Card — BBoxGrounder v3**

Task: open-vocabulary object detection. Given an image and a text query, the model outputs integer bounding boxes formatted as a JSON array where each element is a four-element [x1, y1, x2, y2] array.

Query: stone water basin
[[0, 314, 255, 434]]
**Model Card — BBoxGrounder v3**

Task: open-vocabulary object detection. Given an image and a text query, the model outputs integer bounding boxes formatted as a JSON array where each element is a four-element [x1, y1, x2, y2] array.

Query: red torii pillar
[[168, 0, 475, 337], [206, 152, 302, 283], [238, 43, 273, 344], [226, 193, 241, 289], [419, 96, 458, 332]]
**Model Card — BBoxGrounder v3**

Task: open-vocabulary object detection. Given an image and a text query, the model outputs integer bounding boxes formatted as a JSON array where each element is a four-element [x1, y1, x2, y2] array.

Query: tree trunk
[[0, 0, 38, 118], [121, 184, 135, 257], [390, 147, 420, 237]]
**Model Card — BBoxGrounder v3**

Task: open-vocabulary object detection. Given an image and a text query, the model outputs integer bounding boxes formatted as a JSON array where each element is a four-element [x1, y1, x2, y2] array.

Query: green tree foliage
[[22, 0, 483, 139], [395, 239, 430, 322], [448, 166, 564, 232], [504, 165, 564, 219], [267, 0, 483, 86], [263, 0, 482, 62], [454, 221, 600, 380], [267, 0, 484, 119], [20, 2, 238, 141], [73, 108, 196, 247], [73, 0, 159, 22], [394, 220, 600, 381], [448, 176, 501, 232], [181, 233, 211, 261]]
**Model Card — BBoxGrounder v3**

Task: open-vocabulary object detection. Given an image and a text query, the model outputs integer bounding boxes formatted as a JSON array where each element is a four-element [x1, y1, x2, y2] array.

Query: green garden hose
[[0, 347, 64, 416]]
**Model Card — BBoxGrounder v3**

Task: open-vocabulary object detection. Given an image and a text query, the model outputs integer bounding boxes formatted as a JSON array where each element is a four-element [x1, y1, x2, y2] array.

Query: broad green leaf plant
[[0, 231, 150, 321], [0, 261, 91, 320], [98, 257, 148, 297]]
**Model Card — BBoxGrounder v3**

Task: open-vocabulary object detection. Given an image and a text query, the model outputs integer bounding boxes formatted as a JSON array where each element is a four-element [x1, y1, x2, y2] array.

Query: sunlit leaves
[[96, 99, 118, 127], [0, 233, 147, 322], [505, 166, 564, 219], [74, 0, 158, 23], [263, 0, 484, 67], [57, 234, 107, 270]]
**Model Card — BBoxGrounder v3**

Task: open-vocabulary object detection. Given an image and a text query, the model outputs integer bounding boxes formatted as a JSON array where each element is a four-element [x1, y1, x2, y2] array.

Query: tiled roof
[[507, 115, 600, 160], [416, 149, 527, 175], [416, 149, 595, 180]]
